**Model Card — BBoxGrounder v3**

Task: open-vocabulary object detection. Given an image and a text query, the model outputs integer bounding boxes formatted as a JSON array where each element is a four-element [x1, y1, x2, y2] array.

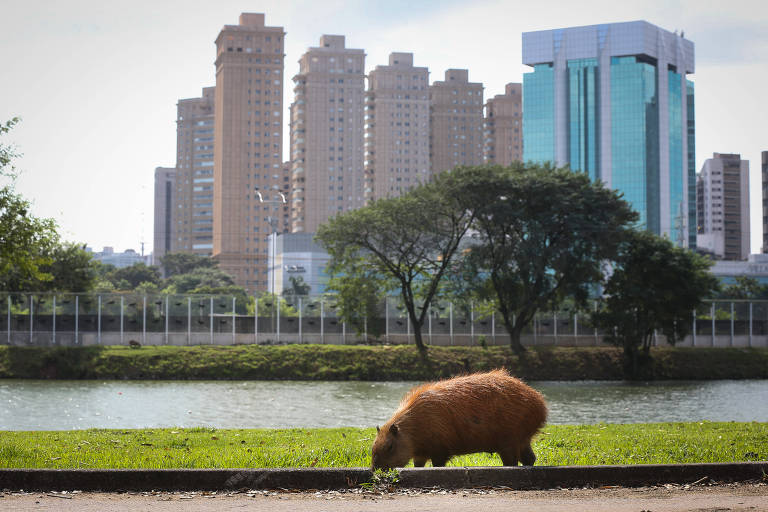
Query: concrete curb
[[0, 463, 766, 492]]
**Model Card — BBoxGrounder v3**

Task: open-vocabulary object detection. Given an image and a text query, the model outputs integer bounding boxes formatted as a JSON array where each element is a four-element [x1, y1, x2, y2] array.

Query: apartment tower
[[762, 151, 768, 253], [484, 83, 523, 165], [522, 21, 696, 247], [174, 86, 215, 256], [152, 167, 176, 266], [364, 53, 430, 201], [696, 153, 750, 260], [429, 69, 484, 174], [213, 13, 288, 292], [290, 35, 366, 233]]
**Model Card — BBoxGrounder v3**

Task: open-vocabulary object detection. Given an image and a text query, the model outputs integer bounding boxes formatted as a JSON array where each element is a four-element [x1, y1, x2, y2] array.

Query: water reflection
[[2, 379, 766, 430]]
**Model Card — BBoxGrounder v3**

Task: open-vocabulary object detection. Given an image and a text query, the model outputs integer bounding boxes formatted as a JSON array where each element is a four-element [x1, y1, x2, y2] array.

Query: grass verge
[[1, 422, 765, 469], [1, 345, 767, 381]]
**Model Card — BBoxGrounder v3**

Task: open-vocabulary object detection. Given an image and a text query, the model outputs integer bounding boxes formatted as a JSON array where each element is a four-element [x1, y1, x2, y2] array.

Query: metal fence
[[1, 293, 766, 348]]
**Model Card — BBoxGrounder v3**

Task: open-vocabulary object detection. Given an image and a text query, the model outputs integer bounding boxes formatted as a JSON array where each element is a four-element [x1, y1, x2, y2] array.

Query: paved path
[[3, 483, 767, 512]]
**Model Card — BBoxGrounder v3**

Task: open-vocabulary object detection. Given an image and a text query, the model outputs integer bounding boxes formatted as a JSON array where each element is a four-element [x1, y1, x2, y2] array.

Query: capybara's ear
[[391, 424, 399, 436], [376, 425, 380, 433]]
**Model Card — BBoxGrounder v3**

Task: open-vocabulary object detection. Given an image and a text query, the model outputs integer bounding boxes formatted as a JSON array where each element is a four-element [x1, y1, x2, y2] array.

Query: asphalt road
[[2, 483, 767, 512]]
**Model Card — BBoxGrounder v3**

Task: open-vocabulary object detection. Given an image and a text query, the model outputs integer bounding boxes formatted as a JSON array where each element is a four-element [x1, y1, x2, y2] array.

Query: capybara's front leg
[[413, 456, 427, 467], [498, 446, 520, 466], [520, 443, 536, 466], [430, 453, 449, 467]]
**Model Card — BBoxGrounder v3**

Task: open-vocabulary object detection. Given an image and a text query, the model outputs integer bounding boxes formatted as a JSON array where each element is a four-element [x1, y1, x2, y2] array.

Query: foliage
[[316, 166, 483, 354], [162, 267, 235, 294], [282, 275, 311, 305], [38, 242, 98, 292], [107, 263, 162, 290], [718, 276, 768, 300], [0, 422, 764, 469], [592, 230, 720, 378], [324, 257, 390, 338], [466, 162, 638, 353], [0, 118, 61, 291], [161, 252, 217, 277]]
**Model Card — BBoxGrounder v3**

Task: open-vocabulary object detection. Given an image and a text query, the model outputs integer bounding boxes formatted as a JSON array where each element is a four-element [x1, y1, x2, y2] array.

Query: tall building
[[696, 153, 750, 260], [429, 69, 484, 174], [213, 13, 288, 292], [364, 53, 430, 202], [152, 167, 175, 266], [522, 21, 696, 247], [174, 86, 215, 256], [762, 151, 768, 253], [290, 35, 366, 234], [484, 83, 523, 165]]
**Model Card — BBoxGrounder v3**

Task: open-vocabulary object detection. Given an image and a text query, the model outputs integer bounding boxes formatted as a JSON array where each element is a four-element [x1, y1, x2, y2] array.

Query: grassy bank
[[1, 422, 765, 469], [1, 345, 767, 381]]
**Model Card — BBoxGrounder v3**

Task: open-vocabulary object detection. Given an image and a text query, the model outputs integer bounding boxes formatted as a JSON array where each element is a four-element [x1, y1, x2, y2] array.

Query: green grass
[[1, 422, 765, 469], [2, 345, 767, 381]]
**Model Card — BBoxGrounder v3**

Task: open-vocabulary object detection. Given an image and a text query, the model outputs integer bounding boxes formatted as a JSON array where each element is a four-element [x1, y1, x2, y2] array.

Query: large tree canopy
[[465, 162, 639, 353], [161, 252, 217, 277], [316, 166, 482, 353], [592, 229, 720, 377]]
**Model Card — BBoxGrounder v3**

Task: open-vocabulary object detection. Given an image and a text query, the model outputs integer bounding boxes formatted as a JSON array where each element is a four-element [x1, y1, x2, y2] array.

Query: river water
[[2, 379, 767, 431]]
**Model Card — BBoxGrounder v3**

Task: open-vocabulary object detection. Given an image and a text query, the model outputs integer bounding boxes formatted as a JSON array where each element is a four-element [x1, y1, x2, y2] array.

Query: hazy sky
[[1, 0, 767, 254]]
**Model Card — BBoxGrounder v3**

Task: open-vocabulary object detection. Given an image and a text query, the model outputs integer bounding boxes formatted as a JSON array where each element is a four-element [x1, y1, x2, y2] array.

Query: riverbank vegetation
[[1, 422, 765, 469], [1, 345, 767, 381]]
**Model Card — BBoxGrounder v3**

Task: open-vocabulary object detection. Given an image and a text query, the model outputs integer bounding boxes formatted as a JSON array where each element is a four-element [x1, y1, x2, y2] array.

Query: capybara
[[371, 369, 547, 470]]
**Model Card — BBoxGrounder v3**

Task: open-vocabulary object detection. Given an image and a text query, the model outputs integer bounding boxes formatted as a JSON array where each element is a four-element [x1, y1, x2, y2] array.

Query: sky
[[1, 0, 767, 255]]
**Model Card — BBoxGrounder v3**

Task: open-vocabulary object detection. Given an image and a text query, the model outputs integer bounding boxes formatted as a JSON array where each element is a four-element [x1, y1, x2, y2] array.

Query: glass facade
[[567, 58, 599, 180], [523, 64, 554, 163], [610, 56, 659, 232], [668, 69, 684, 244], [686, 80, 697, 248]]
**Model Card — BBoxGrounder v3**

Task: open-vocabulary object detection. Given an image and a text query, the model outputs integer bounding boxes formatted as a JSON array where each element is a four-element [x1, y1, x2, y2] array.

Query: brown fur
[[371, 369, 547, 469]]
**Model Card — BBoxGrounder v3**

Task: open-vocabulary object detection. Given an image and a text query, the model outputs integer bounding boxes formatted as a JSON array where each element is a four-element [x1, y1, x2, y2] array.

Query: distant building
[[710, 254, 768, 285], [429, 69, 484, 174], [87, 247, 149, 268], [762, 151, 768, 253], [174, 86, 215, 256], [364, 52, 430, 202], [268, 232, 330, 296], [152, 167, 175, 266], [522, 21, 696, 247], [484, 83, 523, 165], [213, 13, 288, 293], [290, 35, 366, 234], [697, 153, 750, 261]]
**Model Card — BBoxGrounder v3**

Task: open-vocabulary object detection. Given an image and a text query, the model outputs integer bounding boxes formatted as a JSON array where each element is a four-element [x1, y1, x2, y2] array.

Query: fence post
[[594, 301, 598, 346], [320, 298, 324, 345], [29, 295, 33, 345], [711, 302, 715, 347], [142, 295, 147, 345], [209, 297, 213, 345], [254, 296, 258, 345], [449, 301, 454, 346], [470, 301, 475, 344], [385, 298, 389, 344], [120, 296, 124, 345], [574, 312, 578, 342], [749, 301, 753, 348], [298, 297, 302, 344], [533, 313, 537, 346], [730, 301, 734, 347], [165, 296, 170, 345], [7, 295, 11, 345], [232, 296, 236, 345], [428, 305, 432, 345], [276, 296, 281, 344], [187, 297, 191, 346], [553, 311, 558, 345], [52, 295, 56, 346], [98, 295, 102, 345], [75, 295, 79, 345], [492, 311, 496, 346], [692, 309, 696, 347]]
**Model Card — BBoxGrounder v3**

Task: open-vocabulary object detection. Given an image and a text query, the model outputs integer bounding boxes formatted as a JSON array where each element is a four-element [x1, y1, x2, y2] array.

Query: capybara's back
[[371, 369, 547, 469]]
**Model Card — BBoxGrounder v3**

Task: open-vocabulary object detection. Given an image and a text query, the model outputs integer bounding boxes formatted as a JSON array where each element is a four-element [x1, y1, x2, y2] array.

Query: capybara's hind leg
[[498, 446, 519, 466], [413, 456, 427, 467], [520, 443, 536, 466]]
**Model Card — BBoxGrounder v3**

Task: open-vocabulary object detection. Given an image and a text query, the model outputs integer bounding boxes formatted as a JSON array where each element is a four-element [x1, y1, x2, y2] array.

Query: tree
[[161, 252, 217, 277], [0, 117, 61, 291], [592, 230, 720, 378], [162, 267, 235, 294], [719, 276, 768, 300], [316, 167, 480, 354], [282, 275, 311, 303], [467, 162, 638, 353], [39, 242, 98, 292], [109, 263, 162, 290]]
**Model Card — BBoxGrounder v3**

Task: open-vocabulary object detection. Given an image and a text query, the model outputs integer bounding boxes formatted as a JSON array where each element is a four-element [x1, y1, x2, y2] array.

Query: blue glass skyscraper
[[522, 21, 696, 247]]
